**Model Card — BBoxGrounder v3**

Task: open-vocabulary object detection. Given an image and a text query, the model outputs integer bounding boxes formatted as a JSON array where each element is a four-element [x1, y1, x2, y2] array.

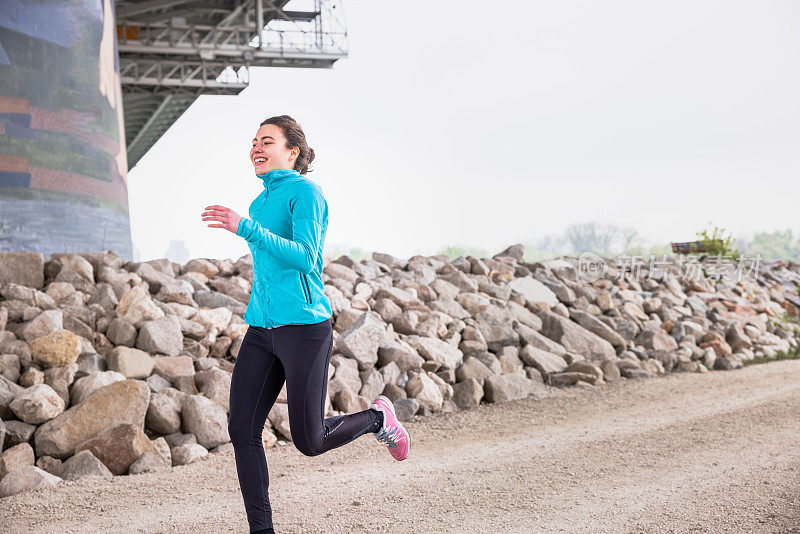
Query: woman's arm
[[236, 216, 322, 274], [203, 184, 326, 274]]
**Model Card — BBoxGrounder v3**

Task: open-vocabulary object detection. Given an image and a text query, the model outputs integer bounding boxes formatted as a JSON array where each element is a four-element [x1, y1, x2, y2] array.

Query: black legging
[[228, 318, 382, 532]]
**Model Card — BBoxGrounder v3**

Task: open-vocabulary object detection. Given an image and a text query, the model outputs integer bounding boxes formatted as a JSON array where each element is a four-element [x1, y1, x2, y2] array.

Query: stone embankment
[[0, 246, 798, 499]]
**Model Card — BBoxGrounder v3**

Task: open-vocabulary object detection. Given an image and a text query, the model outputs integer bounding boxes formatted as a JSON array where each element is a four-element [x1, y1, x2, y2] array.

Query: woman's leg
[[228, 327, 286, 532], [273, 318, 382, 456]]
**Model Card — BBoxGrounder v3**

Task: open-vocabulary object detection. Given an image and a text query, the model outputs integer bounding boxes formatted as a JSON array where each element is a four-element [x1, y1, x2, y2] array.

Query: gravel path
[[3, 360, 800, 533]]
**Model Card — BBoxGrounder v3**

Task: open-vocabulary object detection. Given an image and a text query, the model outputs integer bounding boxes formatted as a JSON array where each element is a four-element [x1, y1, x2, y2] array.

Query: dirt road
[[3, 360, 800, 534]]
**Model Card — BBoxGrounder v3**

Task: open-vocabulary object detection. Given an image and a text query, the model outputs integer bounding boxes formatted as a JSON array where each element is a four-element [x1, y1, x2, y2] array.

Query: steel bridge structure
[[115, 0, 348, 168]]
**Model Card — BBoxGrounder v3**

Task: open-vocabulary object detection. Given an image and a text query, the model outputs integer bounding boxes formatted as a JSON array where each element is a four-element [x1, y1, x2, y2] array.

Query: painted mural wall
[[0, 0, 133, 259]]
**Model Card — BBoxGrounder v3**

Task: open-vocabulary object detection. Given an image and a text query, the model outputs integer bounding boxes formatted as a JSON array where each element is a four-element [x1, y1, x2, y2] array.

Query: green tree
[[696, 222, 741, 260], [744, 229, 800, 261]]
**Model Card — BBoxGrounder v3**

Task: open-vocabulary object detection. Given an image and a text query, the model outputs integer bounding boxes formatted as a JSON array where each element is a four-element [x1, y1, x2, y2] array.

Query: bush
[[696, 223, 741, 261]]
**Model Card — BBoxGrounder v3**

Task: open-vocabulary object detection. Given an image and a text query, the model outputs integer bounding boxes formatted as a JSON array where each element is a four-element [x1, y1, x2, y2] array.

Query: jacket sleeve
[[236, 184, 326, 273]]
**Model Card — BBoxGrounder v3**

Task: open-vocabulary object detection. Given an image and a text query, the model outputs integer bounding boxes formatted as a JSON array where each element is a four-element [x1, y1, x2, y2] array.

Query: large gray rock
[[22, 309, 63, 343], [374, 286, 425, 310], [184, 258, 220, 278], [0, 443, 35, 479], [0, 375, 24, 419], [116, 286, 165, 327], [568, 309, 627, 348], [483, 374, 534, 403], [327, 355, 362, 399], [376, 339, 425, 372], [54, 254, 94, 287], [106, 317, 137, 347], [107, 346, 155, 379], [335, 311, 386, 371], [455, 356, 493, 383], [548, 371, 598, 387], [152, 355, 195, 381], [192, 307, 233, 331], [0, 465, 61, 498], [358, 368, 384, 400], [0, 418, 6, 450], [171, 443, 208, 466], [34, 379, 150, 459], [60, 450, 113, 481], [193, 290, 247, 315], [151, 436, 172, 465], [506, 301, 543, 331], [155, 280, 197, 307], [508, 277, 558, 308], [128, 451, 170, 475], [403, 335, 463, 371], [267, 403, 292, 441], [136, 315, 183, 356], [600, 360, 621, 382], [610, 317, 638, 341], [636, 330, 679, 351], [76, 422, 158, 475], [538, 311, 616, 362], [70, 371, 126, 405], [394, 398, 419, 422], [473, 306, 521, 352], [514, 323, 567, 356], [0, 338, 32, 371], [726, 323, 753, 352], [181, 394, 230, 449], [2, 420, 35, 449], [539, 276, 576, 304], [194, 368, 231, 412], [75, 353, 107, 378], [405, 372, 443, 412], [564, 360, 604, 381], [0, 252, 44, 289], [18, 367, 43, 388], [334, 388, 369, 413], [210, 277, 250, 304], [9, 383, 65, 424], [128, 261, 175, 294], [146, 392, 182, 435], [36, 456, 64, 477], [452, 378, 483, 409], [519, 345, 568, 375]]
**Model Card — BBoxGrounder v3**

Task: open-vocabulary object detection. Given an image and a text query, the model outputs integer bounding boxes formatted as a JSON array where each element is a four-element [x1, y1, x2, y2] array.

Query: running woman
[[201, 115, 411, 534]]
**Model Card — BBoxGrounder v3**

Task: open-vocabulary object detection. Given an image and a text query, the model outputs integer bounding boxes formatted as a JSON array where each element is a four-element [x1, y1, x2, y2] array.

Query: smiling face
[[250, 124, 299, 175]]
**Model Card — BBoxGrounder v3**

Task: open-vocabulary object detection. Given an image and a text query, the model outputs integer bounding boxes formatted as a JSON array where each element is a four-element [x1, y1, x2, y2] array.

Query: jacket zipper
[[300, 273, 312, 305]]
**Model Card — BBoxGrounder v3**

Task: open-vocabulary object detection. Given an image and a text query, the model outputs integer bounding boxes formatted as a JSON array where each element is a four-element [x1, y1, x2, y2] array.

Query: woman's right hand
[[202, 205, 242, 234]]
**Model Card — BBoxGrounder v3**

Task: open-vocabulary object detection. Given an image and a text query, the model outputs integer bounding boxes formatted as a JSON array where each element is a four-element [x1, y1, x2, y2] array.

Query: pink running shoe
[[370, 395, 411, 461]]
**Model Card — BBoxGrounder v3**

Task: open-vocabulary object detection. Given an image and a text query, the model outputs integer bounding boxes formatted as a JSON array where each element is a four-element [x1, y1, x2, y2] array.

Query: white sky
[[127, 0, 800, 262]]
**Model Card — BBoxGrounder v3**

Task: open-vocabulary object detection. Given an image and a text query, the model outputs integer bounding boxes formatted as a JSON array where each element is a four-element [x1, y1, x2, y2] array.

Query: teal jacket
[[235, 168, 333, 327]]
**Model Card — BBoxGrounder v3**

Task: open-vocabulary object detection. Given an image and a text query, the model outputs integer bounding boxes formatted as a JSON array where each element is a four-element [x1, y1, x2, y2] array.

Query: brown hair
[[259, 115, 315, 174]]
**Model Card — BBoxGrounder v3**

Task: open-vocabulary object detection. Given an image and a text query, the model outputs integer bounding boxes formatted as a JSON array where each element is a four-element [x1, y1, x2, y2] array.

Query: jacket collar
[[258, 168, 300, 192]]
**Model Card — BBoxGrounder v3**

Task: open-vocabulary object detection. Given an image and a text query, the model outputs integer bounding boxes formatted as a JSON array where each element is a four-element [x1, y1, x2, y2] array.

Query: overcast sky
[[127, 0, 800, 263]]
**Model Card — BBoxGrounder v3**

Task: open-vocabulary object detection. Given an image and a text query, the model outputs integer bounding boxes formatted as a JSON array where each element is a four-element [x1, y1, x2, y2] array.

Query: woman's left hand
[[202, 205, 242, 234]]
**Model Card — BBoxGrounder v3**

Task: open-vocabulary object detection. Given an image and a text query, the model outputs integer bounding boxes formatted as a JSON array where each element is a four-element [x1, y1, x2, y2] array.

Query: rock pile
[[0, 247, 798, 498]]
